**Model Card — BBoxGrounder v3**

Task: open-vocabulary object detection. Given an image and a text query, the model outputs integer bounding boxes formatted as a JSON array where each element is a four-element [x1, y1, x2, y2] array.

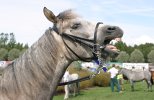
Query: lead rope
[[90, 48, 106, 79], [58, 56, 106, 86], [90, 22, 105, 78]]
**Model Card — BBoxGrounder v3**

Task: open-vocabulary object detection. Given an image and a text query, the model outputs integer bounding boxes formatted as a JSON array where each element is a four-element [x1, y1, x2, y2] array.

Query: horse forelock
[[57, 9, 80, 21], [55, 10, 96, 39]]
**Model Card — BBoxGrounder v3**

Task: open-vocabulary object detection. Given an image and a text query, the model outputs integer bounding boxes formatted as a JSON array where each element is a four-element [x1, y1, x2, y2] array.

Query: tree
[[129, 49, 144, 63], [7, 33, 16, 49], [0, 32, 29, 60], [137, 43, 154, 62], [0, 48, 8, 60], [115, 42, 127, 51], [0, 33, 8, 48], [115, 42, 134, 55], [8, 48, 20, 60], [151, 46, 154, 50], [0, 33, 17, 50], [116, 51, 129, 63], [20, 49, 27, 55], [148, 50, 154, 63]]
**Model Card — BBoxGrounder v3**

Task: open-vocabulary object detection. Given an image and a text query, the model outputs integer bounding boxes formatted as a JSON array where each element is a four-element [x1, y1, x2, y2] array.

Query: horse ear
[[43, 7, 58, 23]]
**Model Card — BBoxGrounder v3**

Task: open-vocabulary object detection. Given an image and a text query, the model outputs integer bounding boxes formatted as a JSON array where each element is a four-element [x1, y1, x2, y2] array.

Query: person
[[108, 64, 121, 93], [116, 66, 124, 91]]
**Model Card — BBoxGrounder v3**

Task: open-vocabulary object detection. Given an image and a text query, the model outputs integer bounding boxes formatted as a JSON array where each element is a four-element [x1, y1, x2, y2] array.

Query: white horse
[[62, 71, 79, 99]]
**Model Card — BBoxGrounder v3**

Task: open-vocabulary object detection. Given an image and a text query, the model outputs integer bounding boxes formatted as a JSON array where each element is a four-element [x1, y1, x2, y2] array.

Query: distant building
[[122, 63, 149, 70]]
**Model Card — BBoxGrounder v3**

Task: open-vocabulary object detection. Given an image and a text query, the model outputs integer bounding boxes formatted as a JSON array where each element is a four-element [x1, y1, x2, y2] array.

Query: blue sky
[[0, 0, 154, 46]]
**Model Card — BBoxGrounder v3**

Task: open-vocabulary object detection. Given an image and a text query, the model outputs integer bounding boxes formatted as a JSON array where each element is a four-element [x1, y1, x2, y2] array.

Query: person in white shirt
[[108, 64, 121, 92]]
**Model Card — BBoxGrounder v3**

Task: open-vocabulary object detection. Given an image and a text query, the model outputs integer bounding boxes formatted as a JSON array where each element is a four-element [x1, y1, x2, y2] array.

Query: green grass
[[53, 82, 154, 100]]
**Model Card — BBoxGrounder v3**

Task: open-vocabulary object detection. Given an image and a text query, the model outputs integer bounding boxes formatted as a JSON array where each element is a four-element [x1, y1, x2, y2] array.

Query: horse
[[119, 68, 152, 91], [62, 71, 79, 99], [0, 7, 123, 100]]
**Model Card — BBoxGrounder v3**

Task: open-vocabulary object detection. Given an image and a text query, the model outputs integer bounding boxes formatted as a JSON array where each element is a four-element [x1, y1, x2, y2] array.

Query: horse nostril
[[107, 27, 112, 30], [107, 27, 116, 30]]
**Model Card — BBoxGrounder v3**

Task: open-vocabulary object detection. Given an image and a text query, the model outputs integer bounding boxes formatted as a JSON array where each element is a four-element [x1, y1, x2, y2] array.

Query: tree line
[[1, 32, 154, 64], [114, 42, 154, 63], [0, 33, 28, 61]]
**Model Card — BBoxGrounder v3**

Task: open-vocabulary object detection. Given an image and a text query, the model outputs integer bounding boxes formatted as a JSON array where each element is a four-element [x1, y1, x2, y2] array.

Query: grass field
[[53, 82, 153, 100]]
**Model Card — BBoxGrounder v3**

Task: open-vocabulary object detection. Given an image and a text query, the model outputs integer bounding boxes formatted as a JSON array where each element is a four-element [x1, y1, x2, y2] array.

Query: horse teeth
[[110, 38, 122, 45]]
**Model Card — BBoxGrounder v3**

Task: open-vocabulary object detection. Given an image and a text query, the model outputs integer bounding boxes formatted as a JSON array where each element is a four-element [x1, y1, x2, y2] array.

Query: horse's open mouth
[[101, 37, 122, 58], [105, 38, 121, 52], [102, 25, 123, 54], [105, 37, 121, 52]]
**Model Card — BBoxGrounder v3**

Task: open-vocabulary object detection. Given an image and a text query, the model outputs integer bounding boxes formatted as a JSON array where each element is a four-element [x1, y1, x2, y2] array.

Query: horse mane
[[0, 29, 60, 99], [57, 9, 80, 21]]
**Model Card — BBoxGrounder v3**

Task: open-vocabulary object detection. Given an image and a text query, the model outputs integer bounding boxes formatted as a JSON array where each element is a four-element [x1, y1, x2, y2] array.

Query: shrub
[[68, 66, 94, 89], [93, 71, 110, 87], [56, 86, 64, 94], [77, 70, 94, 89], [56, 66, 110, 93], [56, 66, 94, 93]]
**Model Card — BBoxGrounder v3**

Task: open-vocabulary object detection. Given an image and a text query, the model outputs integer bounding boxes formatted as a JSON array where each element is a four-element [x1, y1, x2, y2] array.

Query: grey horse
[[0, 7, 123, 100], [119, 68, 152, 91]]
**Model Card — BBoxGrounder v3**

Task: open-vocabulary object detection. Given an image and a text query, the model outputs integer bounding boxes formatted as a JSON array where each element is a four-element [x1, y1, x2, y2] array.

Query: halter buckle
[[93, 44, 101, 55]]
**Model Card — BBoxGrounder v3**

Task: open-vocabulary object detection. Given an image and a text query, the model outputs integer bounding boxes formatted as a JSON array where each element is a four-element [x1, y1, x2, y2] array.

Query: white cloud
[[90, 4, 102, 12], [118, 23, 154, 46], [118, 8, 154, 13], [44, 0, 77, 13], [134, 35, 154, 45], [115, 8, 154, 18]]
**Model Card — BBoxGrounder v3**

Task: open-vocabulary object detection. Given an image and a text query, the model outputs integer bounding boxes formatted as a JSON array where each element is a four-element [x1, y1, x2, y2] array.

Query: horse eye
[[71, 23, 81, 29]]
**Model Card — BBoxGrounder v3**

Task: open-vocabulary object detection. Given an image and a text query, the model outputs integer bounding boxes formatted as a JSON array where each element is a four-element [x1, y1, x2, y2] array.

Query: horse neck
[[122, 69, 132, 77], [0, 29, 72, 100]]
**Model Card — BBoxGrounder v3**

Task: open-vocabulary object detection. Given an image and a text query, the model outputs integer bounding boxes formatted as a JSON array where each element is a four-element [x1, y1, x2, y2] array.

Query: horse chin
[[101, 48, 119, 59]]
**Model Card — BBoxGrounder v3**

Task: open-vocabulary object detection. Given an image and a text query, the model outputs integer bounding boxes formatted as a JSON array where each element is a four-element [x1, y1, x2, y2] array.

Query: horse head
[[98, 25, 123, 58], [0, 7, 124, 100], [43, 7, 123, 61]]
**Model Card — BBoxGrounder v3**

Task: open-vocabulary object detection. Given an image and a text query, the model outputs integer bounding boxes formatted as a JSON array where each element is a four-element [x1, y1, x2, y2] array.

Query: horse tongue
[[106, 45, 119, 52], [102, 45, 120, 58]]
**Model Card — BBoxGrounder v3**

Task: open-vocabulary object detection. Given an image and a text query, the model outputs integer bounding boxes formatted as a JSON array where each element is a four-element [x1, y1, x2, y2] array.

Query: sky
[[0, 0, 154, 46]]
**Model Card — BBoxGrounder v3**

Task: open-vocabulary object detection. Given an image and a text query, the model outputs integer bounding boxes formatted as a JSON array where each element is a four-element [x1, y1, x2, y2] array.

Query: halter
[[52, 22, 104, 62]]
